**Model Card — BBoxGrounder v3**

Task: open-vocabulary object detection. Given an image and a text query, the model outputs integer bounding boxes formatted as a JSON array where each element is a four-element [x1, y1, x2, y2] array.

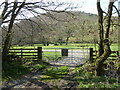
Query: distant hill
[[1, 11, 118, 45]]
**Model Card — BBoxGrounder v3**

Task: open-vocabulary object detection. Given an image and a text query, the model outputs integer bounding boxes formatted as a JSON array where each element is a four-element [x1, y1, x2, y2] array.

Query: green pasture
[[42, 51, 61, 60], [11, 43, 119, 51]]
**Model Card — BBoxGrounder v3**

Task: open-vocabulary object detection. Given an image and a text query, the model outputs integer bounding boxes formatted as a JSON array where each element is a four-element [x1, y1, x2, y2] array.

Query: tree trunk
[[2, 20, 14, 61], [96, 1, 114, 76], [2, 1, 25, 61], [96, 39, 111, 76], [2, 2, 17, 61], [97, 0, 104, 57], [65, 37, 69, 45]]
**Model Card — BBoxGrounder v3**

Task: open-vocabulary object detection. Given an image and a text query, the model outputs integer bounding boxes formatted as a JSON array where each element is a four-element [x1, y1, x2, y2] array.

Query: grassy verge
[[73, 65, 120, 88], [77, 76, 119, 88]]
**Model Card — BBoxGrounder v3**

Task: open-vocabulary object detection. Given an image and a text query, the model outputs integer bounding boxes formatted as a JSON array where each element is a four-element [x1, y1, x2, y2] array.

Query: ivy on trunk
[[95, 0, 115, 76]]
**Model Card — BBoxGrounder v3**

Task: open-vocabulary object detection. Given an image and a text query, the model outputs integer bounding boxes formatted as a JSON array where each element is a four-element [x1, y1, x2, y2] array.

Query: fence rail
[[89, 48, 119, 62], [9, 47, 75, 61]]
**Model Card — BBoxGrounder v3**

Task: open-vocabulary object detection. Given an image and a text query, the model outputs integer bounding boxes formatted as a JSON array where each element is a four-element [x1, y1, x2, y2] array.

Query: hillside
[[1, 11, 118, 46]]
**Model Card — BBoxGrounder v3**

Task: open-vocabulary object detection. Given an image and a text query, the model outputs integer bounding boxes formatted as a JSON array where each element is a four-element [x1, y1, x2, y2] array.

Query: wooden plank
[[16, 55, 37, 56], [111, 51, 117, 53], [109, 55, 117, 57], [9, 52, 37, 53], [9, 48, 37, 50], [93, 55, 96, 56], [93, 51, 98, 52], [24, 57, 37, 59]]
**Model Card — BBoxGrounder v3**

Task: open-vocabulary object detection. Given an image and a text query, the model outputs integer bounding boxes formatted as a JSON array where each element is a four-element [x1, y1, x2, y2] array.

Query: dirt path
[[2, 65, 78, 89], [2, 49, 88, 89], [2, 69, 49, 89]]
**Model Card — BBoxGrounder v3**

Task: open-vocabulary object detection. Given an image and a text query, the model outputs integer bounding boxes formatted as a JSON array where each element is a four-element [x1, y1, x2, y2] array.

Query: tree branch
[[113, 5, 120, 17]]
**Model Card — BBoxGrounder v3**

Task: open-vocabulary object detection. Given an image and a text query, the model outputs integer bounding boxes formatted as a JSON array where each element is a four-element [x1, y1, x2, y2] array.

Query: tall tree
[[0, 0, 75, 61], [95, 0, 118, 76], [2, 0, 26, 61], [97, 0, 104, 57]]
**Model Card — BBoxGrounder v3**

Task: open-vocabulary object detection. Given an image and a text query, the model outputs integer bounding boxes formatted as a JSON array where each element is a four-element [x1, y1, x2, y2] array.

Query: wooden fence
[[9, 47, 69, 61], [9, 47, 119, 62], [89, 48, 119, 62]]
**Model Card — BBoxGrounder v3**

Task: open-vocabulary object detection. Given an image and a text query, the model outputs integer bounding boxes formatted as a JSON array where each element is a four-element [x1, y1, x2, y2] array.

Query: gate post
[[21, 48, 23, 58], [61, 49, 68, 56], [38, 47, 42, 61], [117, 51, 119, 56], [89, 48, 93, 63]]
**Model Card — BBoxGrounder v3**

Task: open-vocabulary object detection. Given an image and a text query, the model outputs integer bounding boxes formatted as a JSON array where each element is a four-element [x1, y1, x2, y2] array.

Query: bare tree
[[64, 23, 76, 45], [1, 0, 26, 61], [0, 0, 77, 61], [95, 0, 119, 76]]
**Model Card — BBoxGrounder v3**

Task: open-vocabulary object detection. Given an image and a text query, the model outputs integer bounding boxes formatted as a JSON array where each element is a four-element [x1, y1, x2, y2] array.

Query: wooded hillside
[[1, 11, 118, 46]]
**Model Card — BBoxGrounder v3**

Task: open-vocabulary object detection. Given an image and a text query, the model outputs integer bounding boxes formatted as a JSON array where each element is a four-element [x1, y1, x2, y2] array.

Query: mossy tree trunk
[[97, 0, 104, 57], [96, 0, 115, 76]]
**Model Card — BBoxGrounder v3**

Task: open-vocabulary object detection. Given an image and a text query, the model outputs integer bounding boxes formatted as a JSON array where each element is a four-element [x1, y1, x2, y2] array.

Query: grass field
[[11, 43, 119, 50]]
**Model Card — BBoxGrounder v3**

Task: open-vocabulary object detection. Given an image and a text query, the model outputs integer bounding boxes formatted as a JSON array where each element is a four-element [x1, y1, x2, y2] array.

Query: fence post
[[117, 51, 119, 57], [61, 49, 68, 56], [21, 48, 23, 58], [38, 47, 42, 61], [89, 48, 93, 63]]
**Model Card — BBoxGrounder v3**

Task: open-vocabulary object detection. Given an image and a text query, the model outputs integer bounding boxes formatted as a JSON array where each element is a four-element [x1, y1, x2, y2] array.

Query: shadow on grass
[[2, 75, 51, 89], [2, 61, 51, 89], [2, 61, 31, 81]]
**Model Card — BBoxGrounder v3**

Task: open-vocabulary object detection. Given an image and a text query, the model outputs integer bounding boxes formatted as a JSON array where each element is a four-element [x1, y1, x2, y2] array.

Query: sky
[[55, 0, 119, 15], [0, 0, 119, 27], [0, 0, 119, 16]]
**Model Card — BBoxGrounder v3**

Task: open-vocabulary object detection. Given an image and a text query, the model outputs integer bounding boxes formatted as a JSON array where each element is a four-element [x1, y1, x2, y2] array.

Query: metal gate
[[43, 48, 90, 66]]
